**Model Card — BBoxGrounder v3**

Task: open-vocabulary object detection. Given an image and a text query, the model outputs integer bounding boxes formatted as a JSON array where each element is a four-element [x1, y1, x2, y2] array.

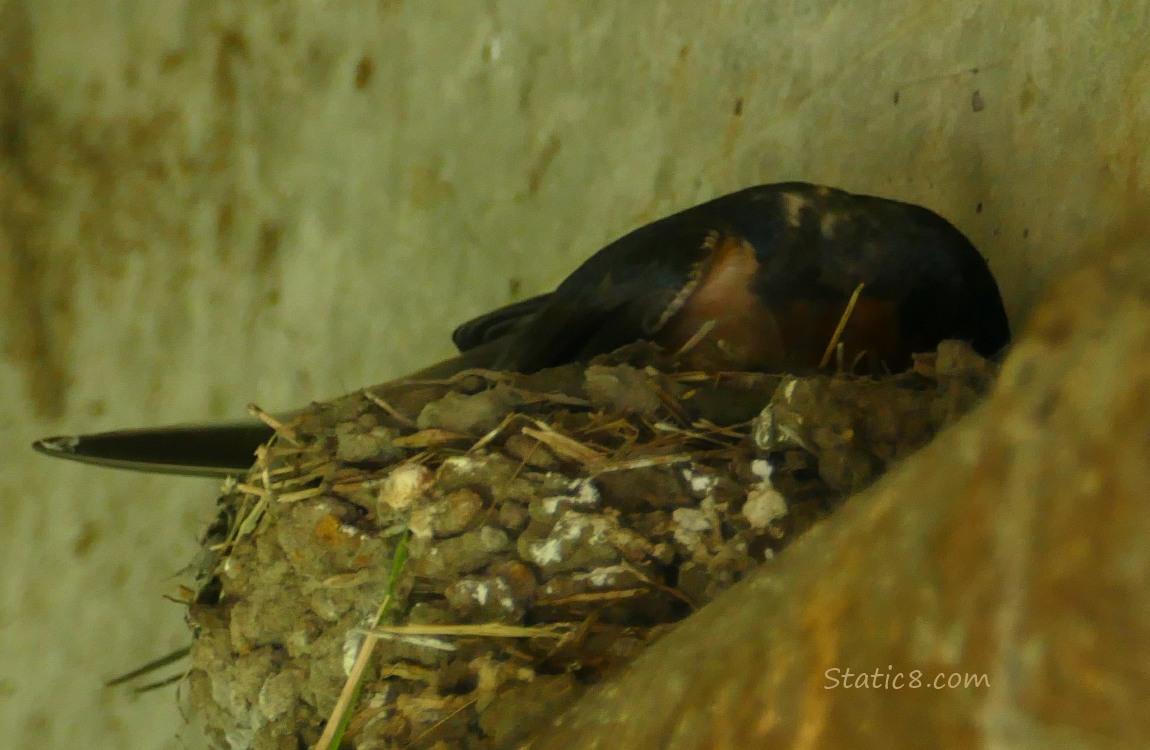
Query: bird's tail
[[32, 339, 509, 477], [33, 421, 277, 478]]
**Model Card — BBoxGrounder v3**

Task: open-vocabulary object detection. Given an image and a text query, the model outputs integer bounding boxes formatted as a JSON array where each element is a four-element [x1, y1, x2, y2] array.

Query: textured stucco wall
[[2, 1, 1147, 747]]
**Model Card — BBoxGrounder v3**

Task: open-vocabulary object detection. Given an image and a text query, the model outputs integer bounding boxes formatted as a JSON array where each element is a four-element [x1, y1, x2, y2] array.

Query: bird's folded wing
[[451, 293, 552, 352]]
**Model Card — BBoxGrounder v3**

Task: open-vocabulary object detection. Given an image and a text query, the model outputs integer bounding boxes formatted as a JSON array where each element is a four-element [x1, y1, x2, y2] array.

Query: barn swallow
[[33, 182, 1009, 476]]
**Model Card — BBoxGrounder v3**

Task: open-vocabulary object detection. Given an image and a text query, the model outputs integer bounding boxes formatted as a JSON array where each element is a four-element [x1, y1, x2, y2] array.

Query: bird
[[32, 182, 1010, 477]]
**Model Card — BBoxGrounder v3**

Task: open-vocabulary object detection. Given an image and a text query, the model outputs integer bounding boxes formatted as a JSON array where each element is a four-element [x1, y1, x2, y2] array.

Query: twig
[[105, 646, 191, 687], [363, 390, 419, 429], [672, 319, 717, 360], [315, 530, 410, 750], [819, 282, 866, 369], [246, 403, 300, 446], [522, 421, 605, 464], [363, 623, 571, 640]]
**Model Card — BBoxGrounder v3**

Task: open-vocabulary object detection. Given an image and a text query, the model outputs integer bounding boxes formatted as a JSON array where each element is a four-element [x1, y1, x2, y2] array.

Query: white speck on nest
[[556, 513, 588, 540], [580, 565, 629, 587], [407, 509, 433, 539], [377, 464, 432, 511], [672, 507, 712, 548], [441, 456, 479, 474], [750, 459, 773, 483], [753, 407, 776, 449], [743, 486, 788, 529], [470, 582, 490, 605], [682, 468, 719, 496], [542, 480, 601, 514], [673, 507, 712, 533], [339, 524, 366, 539], [569, 479, 600, 506], [581, 514, 614, 544], [528, 538, 563, 566], [783, 378, 798, 401]]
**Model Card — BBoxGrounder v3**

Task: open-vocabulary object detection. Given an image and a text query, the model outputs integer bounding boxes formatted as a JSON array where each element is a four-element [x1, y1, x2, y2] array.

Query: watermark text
[[824, 667, 989, 690]]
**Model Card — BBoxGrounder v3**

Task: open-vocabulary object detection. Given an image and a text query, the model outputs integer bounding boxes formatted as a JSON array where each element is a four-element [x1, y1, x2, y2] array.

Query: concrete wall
[[2, 1, 1146, 747]]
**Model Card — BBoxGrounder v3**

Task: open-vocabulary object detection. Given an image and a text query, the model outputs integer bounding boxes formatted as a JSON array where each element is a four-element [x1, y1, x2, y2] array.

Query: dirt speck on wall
[[3, 2, 1148, 749]]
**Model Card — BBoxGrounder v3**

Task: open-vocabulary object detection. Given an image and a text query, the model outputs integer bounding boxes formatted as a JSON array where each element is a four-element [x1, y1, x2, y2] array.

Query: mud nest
[[181, 341, 997, 749]]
